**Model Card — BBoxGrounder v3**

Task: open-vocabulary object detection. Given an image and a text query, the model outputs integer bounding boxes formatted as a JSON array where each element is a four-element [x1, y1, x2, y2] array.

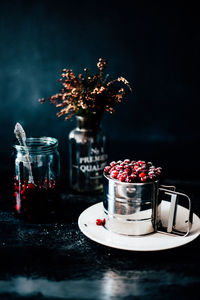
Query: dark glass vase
[[69, 115, 108, 193]]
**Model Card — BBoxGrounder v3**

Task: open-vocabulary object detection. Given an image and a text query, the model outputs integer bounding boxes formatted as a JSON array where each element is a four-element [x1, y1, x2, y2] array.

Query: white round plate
[[78, 201, 200, 251]]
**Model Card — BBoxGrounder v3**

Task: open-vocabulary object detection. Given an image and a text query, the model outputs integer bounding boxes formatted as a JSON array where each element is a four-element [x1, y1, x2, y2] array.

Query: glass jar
[[13, 137, 60, 222], [69, 116, 108, 193]]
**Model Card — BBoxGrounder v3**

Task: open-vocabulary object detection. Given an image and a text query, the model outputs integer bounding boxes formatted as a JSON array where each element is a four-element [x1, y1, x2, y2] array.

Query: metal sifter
[[103, 174, 193, 236]]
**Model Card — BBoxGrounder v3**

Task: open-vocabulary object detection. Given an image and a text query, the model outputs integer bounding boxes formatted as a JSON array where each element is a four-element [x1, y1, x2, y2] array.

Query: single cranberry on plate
[[96, 218, 105, 226]]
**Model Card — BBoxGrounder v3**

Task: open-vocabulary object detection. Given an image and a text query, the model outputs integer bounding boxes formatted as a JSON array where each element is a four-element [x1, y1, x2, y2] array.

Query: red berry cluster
[[104, 159, 162, 183], [13, 178, 57, 220], [14, 179, 56, 198]]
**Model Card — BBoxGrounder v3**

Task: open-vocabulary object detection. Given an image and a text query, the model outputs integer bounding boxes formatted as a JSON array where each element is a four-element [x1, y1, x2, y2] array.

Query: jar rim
[[13, 137, 58, 154]]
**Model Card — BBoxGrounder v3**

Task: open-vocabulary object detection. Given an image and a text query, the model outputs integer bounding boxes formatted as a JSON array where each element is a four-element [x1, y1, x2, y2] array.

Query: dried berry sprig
[[39, 58, 132, 120]]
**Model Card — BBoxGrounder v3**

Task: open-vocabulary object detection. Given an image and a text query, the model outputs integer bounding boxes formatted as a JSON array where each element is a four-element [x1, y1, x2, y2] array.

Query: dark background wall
[[0, 0, 200, 187]]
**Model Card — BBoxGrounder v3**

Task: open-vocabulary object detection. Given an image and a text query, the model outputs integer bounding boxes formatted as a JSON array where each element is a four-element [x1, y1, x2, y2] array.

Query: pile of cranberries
[[104, 159, 162, 183]]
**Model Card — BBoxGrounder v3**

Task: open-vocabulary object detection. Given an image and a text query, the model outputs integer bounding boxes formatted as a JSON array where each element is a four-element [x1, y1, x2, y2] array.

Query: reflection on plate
[[78, 201, 200, 251]]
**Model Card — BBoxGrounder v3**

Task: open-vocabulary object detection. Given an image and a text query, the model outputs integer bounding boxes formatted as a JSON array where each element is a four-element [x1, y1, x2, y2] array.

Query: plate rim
[[78, 201, 200, 252]]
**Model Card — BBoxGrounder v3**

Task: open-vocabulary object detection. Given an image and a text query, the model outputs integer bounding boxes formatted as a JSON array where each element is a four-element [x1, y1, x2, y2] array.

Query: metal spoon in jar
[[14, 122, 34, 184]]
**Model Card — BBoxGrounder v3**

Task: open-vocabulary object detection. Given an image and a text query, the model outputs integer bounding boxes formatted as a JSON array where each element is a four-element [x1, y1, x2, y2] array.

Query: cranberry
[[24, 180, 28, 186], [115, 165, 123, 171], [123, 164, 129, 169], [96, 218, 105, 226], [120, 171, 128, 177], [28, 183, 35, 189], [149, 166, 155, 170], [104, 166, 111, 173], [49, 180, 56, 189], [124, 168, 131, 174], [130, 173, 137, 178], [139, 172, 146, 178], [117, 174, 126, 182], [155, 167, 162, 175], [110, 170, 119, 179], [14, 181, 19, 190], [141, 176, 148, 182], [129, 165, 135, 170], [140, 165, 147, 170], [149, 174, 156, 180], [148, 171, 154, 175], [15, 204, 20, 212], [135, 167, 143, 173], [124, 159, 131, 164], [96, 219, 102, 225], [110, 161, 117, 167], [109, 166, 116, 174]]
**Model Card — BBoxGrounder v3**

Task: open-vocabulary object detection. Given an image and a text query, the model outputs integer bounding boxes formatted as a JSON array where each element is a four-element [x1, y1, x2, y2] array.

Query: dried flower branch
[[39, 58, 132, 120]]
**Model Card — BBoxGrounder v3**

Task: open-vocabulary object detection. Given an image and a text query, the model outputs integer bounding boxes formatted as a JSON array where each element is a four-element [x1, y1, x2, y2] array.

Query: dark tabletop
[[0, 179, 200, 300]]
